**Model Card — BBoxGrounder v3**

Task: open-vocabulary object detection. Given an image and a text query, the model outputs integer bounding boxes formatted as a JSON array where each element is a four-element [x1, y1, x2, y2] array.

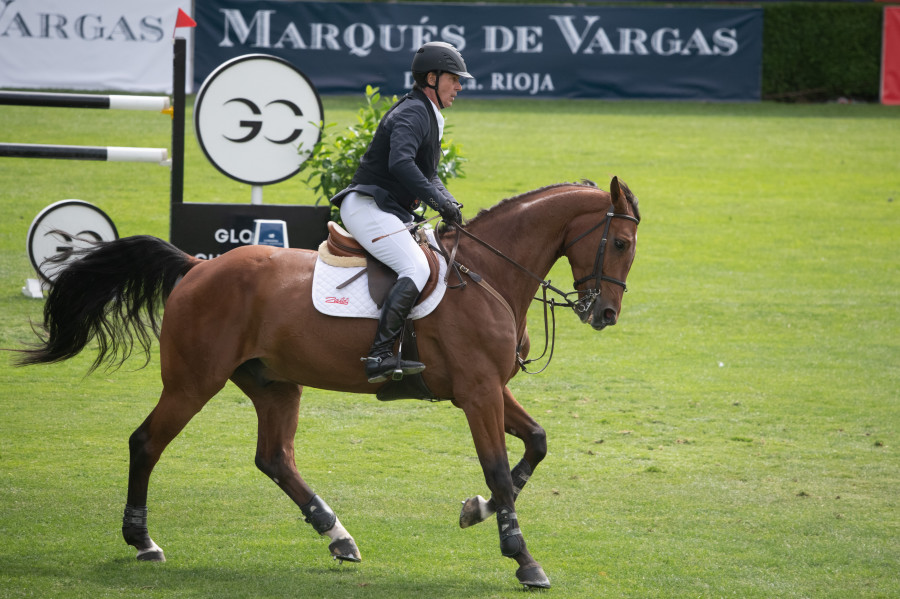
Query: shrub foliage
[[761, 3, 883, 102]]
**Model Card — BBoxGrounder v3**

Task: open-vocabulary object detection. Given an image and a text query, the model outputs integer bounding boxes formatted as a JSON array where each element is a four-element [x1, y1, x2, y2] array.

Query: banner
[[195, 1, 763, 101], [882, 7, 900, 105], [0, 0, 193, 93]]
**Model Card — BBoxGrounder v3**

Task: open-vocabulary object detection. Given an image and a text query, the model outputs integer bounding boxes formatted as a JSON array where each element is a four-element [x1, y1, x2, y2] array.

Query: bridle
[[437, 207, 639, 374], [563, 210, 640, 318]]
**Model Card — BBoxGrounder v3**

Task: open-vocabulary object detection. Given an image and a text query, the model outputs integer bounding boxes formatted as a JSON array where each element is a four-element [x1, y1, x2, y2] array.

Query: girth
[[318, 221, 441, 308]]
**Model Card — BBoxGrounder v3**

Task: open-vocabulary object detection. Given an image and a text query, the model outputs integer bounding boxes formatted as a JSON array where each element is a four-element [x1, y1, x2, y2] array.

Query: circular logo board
[[194, 54, 324, 185], [27, 200, 119, 284]]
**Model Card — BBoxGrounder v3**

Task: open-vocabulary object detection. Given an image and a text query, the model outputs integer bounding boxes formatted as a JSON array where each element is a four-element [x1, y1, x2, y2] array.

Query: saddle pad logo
[[325, 296, 349, 305]]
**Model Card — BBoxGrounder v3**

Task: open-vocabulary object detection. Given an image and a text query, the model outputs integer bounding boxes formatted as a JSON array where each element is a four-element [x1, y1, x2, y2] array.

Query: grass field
[[0, 93, 898, 598]]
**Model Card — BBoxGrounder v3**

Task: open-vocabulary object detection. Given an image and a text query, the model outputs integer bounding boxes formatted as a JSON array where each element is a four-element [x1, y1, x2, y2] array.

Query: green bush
[[298, 85, 467, 222], [762, 3, 884, 102]]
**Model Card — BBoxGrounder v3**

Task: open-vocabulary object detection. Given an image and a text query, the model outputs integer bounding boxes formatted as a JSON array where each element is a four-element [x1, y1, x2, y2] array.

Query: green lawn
[[0, 94, 897, 598]]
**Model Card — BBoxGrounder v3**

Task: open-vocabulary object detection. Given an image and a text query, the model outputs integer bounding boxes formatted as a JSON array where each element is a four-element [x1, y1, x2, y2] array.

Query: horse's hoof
[[459, 495, 493, 528], [136, 547, 166, 562], [329, 537, 361, 563], [516, 564, 550, 589]]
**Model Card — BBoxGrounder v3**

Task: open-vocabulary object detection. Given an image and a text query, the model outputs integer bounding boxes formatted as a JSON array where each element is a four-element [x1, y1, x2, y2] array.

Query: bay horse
[[16, 176, 640, 589]]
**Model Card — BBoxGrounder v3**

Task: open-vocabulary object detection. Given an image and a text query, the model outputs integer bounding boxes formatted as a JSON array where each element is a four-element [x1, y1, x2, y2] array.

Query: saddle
[[318, 221, 441, 308]]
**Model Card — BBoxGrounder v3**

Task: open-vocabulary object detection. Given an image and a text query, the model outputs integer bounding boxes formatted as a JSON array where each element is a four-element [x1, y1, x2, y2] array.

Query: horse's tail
[[16, 235, 201, 373]]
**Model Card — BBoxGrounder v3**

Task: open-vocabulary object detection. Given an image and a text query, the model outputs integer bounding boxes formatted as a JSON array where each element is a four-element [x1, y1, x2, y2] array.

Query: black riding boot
[[363, 276, 426, 383]]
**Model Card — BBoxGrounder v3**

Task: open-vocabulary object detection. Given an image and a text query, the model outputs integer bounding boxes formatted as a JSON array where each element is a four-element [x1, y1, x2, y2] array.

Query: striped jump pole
[[1, 38, 185, 217], [0, 89, 173, 165], [0, 91, 170, 112], [0, 143, 167, 164]]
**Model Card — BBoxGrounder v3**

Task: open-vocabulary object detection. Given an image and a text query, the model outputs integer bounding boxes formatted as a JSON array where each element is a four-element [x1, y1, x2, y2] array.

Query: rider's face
[[430, 72, 462, 109]]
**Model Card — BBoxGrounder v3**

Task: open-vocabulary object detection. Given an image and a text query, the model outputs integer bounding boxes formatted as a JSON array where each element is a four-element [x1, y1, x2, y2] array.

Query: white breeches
[[339, 192, 430, 293]]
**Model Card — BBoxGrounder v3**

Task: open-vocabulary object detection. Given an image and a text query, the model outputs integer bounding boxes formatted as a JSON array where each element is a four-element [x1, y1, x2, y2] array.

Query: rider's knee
[[397, 252, 429, 292]]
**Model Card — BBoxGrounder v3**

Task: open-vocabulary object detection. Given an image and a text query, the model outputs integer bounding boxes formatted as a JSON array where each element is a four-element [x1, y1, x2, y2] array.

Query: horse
[[15, 176, 640, 589]]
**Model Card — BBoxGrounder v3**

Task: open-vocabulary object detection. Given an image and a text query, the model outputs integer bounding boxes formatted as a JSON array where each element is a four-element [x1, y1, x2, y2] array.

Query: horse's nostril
[[603, 308, 617, 323]]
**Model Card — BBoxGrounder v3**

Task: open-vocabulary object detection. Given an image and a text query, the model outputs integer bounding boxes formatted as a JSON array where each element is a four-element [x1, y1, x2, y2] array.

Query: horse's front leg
[[458, 388, 550, 589], [460, 386, 547, 529]]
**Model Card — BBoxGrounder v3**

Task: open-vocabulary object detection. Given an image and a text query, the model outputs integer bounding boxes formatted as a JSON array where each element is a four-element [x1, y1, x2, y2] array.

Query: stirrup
[[362, 355, 402, 383], [362, 354, 425, 384]]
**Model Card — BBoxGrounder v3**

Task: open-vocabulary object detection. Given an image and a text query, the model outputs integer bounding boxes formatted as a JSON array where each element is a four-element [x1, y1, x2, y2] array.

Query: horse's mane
[[466, 181, 597, 227], [466, 179, 640, 228]]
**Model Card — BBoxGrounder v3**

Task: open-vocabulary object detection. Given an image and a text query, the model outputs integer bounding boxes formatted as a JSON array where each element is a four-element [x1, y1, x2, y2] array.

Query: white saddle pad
[[312, 229, 448, 319]]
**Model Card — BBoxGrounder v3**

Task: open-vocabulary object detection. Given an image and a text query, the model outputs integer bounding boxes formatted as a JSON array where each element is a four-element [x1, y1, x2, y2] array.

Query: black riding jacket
[[329, 87, 455, 223]]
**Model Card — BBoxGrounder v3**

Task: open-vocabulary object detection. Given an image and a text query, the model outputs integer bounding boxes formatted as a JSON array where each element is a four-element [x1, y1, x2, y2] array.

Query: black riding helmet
[[411, 42, 472, 108]]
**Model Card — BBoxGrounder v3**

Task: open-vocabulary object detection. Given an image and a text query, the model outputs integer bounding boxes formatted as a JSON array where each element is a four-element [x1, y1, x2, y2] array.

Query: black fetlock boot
[[363, 277, 426, 383]]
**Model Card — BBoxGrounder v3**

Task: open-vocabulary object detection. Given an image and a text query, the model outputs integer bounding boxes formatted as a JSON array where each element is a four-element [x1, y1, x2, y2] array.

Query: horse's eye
[[614, 239, 626, 251]]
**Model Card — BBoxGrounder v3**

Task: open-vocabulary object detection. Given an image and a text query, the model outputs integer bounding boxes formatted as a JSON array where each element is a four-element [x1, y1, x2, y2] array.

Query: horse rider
[[328, 41, 472, 383]]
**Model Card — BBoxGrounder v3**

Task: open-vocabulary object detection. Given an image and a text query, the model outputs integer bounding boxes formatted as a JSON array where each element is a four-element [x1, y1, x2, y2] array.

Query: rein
[[433, 208, 638, 374]]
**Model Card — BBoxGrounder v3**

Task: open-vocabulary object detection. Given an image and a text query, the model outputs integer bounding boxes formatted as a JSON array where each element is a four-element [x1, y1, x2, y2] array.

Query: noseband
[[563, 210, 640, 317]]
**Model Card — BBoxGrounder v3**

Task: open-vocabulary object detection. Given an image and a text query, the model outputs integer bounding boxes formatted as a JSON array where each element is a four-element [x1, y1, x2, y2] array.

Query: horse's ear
[[610, 176, 628, 214]]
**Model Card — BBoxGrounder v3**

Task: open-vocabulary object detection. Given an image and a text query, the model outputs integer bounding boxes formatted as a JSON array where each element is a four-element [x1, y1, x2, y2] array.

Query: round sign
[[26, 200, 118, 284], [194, 54, 324, 185]]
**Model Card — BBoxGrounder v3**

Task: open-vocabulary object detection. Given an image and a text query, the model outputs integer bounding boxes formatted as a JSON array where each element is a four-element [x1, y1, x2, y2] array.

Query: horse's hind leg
[[123, 387, 213, 561], [231, 363, 361, 563], [460, 386, 547, 528]]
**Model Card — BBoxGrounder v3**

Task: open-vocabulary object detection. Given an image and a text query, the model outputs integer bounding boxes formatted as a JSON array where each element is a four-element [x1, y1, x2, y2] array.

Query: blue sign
[[253, 219, 289, 248], [195, 1, 763, 101]]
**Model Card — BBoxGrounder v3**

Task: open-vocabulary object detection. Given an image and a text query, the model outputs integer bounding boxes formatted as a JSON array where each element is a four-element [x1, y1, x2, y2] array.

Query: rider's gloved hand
[[438, 199, 463, 225]]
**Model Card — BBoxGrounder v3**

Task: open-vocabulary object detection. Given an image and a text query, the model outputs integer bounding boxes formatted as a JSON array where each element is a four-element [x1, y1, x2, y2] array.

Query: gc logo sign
[[194, 54, 323, 185], [26, 200, 118, 283]]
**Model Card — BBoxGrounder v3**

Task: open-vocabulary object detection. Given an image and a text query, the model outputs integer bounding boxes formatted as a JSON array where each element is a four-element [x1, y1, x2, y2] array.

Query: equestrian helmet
[[411, 42, 473, 79]]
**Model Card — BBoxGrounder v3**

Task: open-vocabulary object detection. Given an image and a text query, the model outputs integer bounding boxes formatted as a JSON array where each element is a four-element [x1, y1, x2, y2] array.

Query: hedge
[[762, 3, 885, 102]]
